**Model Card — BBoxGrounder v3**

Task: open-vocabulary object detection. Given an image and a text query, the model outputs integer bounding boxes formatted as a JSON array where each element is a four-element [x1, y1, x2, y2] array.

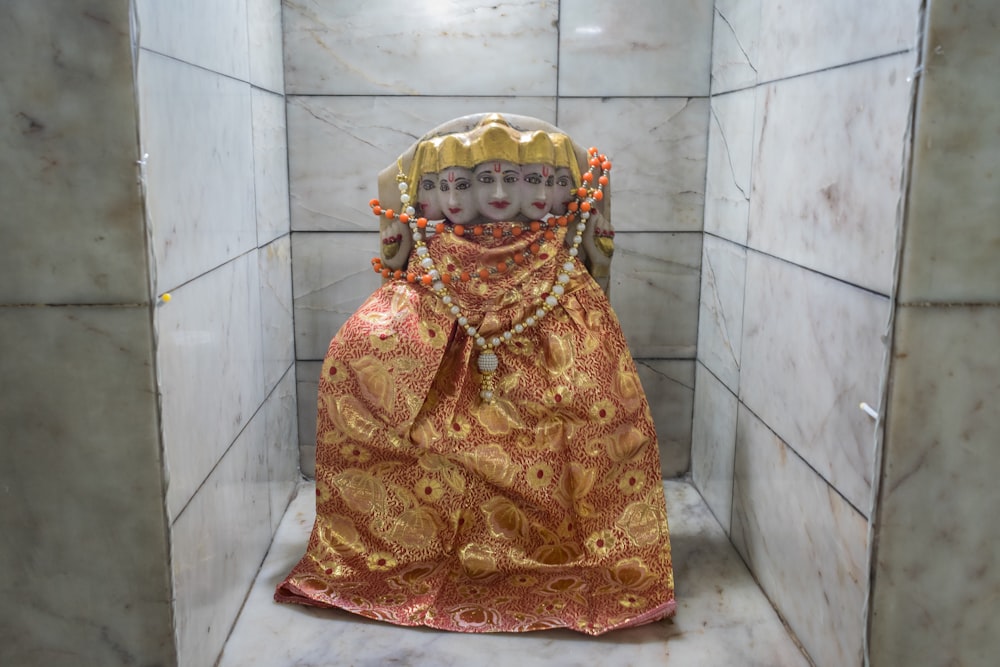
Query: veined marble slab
[[711, 0, 761, 94], [898, 0, 1000, 304], [690, 363, 738, 533], [748, 53, 916, 295], [696, 235, 746, 393], [157, 253, 265, 520], [252, 88, 291, 247], [740, 252, 888, 514], [138, 51, 256, 293], [0, 305, 173, 666], [559, 0, 714, 97], [732, 406, 868, 667], [248, 0, 285, 93], [705, 88, 755, 245], [609, 232, 701, 359], [135, 0, 249, 81], [295, 360, 323, 480], [264, 367, 301, 538], [635, 359, 694, 478], [287, 96, 556, 232], [291, 232, 382, 360], [283, 0, 558, 95], [172, 401, 273, 667], [558, 97, 708, 233], [756, 0, 919, 82], [259, 236, 294, 395], [0, 1, 148, 305], [871, 305, 1000, 666]]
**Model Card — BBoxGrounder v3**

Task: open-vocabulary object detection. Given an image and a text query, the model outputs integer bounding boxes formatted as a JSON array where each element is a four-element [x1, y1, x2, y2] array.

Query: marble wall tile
[[696, 235, 746, 392], [748, 53, 915, 295], [247, 0, 285, 93], [870, 305, 1000, 666], [558, 97, 709, 233], [731, 406, 868, 667], [711, 0, 761, 94], [897, 1, 1000, 304], [292, 232, 382, 360], [661, 482, 813, 667], [157, 253, 265, 520], [635, 359, 694, 478], [0, 1, 148, 305], [288, 96, 556, 232], [138, 51, 256, 293], [690, 362, 738, 532], [258, 236, 294, 395], [704, 88, 755, 245], [135, 0, 249, 81], [559, 0, 714, 96], [756, 0, 919, 83], [0, 306, 174, 667], [283, 0, 558, 95], [264, 367, 300, 536], [609, 232, 701, 359], [740, 252, 887, 514], [252, 88, 290, 247], [296, 361, 323, 480], [171, 404, 273, 667]]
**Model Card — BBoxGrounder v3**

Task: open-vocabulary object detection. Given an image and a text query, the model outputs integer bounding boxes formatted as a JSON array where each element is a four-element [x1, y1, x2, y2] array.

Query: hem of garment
[[274, 583, 676, 637]]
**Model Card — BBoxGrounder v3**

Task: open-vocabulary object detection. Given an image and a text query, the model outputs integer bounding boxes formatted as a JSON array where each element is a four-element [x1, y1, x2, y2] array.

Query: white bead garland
[[383, 148, 611, 404]]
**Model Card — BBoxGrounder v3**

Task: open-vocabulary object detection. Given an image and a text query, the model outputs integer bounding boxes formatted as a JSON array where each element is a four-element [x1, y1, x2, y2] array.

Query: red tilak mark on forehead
[[448, 171, 455, 182], [542, 166, 550, 177], [494, 162, 501, 172]]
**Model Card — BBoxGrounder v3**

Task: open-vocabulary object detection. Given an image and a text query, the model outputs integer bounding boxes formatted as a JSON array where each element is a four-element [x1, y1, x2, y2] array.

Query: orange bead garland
[[365, 145, 611, 404]]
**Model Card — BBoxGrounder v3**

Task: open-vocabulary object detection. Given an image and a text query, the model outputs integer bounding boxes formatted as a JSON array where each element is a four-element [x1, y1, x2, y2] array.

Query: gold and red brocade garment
[[276, 224, 675, 635]]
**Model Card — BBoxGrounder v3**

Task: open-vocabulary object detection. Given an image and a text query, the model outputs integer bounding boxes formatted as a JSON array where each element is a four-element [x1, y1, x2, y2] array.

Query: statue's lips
[[532, 202, 547, 209], [489, 201, 511, 209], [449, 208, 463, 215]]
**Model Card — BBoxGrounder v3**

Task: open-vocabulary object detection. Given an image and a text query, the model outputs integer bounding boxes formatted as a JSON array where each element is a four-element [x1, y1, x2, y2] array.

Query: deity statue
[[276, 114, 674, 635]]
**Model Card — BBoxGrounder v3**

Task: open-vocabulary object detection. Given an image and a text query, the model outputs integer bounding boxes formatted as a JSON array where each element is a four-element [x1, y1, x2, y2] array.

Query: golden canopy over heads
[[405, 114, 581, 199]]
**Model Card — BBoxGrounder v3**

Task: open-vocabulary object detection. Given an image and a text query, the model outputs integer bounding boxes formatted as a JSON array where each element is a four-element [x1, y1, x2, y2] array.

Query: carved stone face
[[519, 163, 554, 219], [416, 172, 442, 220], [549, 167, 574, 216], [438, 166, 477, 225], [473, 160, 522, 222]]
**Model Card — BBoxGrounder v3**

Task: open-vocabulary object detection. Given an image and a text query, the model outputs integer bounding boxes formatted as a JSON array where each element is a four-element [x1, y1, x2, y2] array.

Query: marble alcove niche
[[3, 1, 998, 666]]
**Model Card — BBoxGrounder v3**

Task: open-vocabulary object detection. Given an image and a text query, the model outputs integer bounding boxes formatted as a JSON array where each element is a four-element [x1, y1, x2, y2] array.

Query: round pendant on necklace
[[477, 350, 499, 373], [477, 350, 499, 404]]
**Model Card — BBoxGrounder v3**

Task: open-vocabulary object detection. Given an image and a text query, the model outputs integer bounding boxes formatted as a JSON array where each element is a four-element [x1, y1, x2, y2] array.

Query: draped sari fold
[[276, 223, 675, 635]]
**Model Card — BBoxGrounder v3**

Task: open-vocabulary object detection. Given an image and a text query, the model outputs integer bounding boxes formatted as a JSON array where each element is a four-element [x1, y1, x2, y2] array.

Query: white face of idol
[[473, 160, 522, 222], [437, 166, 478, 225], [518, 163, 555, 219], [549, 167, 575, 216], [416, 172, 443, 220]]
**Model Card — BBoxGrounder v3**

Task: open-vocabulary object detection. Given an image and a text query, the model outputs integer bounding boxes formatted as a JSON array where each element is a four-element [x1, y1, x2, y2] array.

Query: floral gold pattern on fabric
[[349, 356, 396, 413], [276, 219, 674, 636]]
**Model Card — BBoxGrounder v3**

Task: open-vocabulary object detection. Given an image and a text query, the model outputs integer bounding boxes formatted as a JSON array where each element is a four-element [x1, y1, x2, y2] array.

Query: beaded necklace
[[370, 147, 612, 403]]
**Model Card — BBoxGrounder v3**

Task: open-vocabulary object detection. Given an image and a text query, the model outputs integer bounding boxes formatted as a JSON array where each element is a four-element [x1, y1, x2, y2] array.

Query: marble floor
[[218, 481, 812, 667]]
